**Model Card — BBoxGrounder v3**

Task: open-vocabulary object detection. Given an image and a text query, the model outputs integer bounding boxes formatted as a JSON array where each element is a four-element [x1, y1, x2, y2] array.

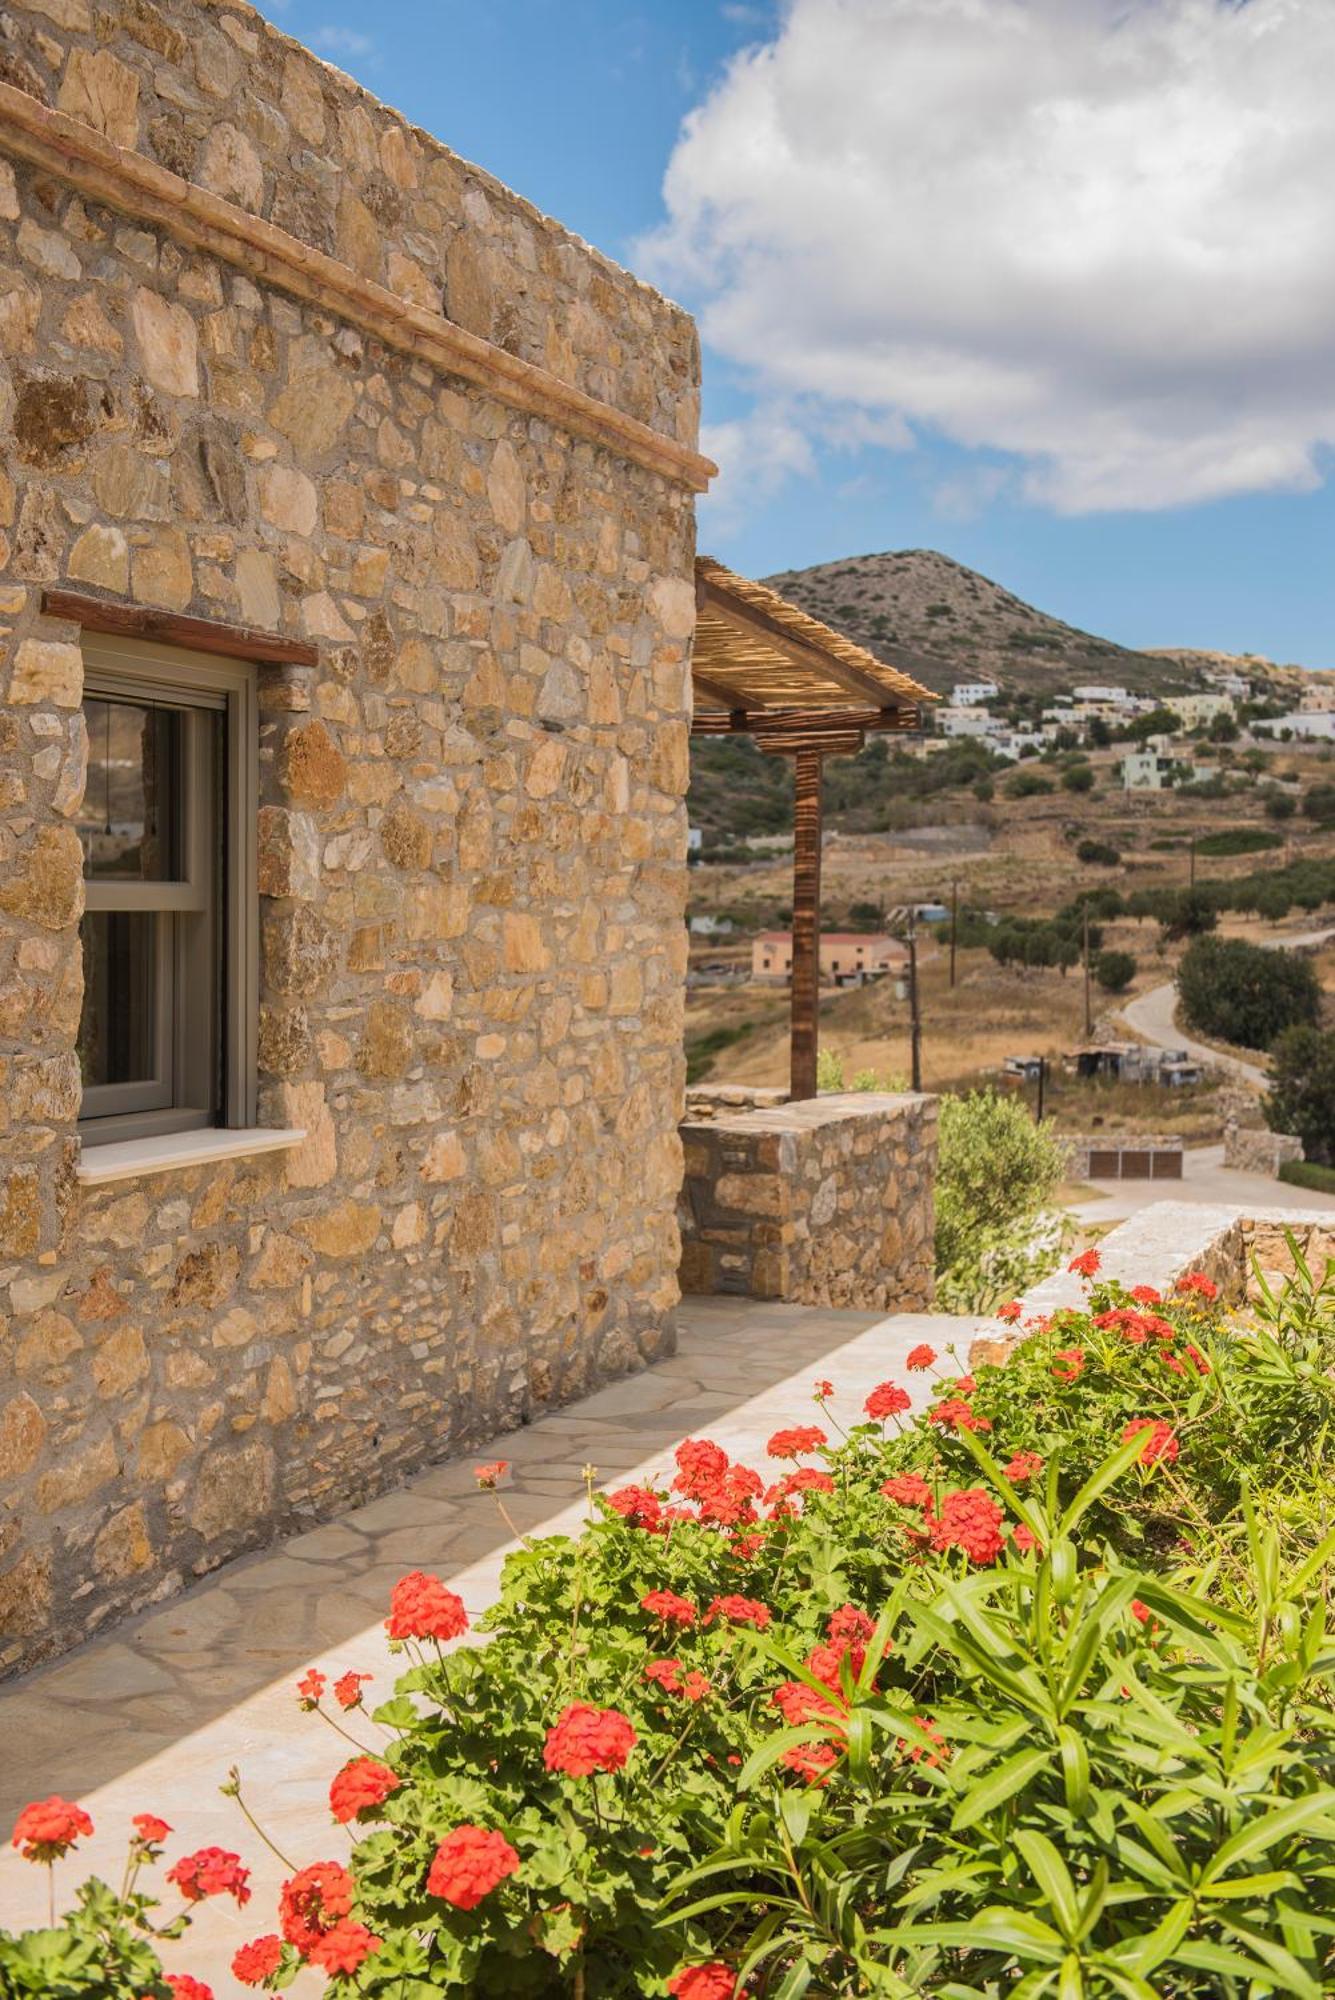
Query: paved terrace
[[0, 1297, 965, 1989]]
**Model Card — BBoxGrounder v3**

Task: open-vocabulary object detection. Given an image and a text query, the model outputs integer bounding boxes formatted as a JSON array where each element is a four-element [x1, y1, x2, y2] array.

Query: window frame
[[78, 635, 258, 1145]]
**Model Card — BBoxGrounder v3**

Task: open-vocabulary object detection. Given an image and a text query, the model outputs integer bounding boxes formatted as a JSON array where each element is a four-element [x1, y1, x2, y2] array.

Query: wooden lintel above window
[[42, 590, 320, 669]]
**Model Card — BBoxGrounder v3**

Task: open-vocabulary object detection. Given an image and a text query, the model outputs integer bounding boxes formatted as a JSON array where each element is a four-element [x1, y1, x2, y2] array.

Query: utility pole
[[907, 910, 922, 1093], [1189, 837, 1196, 889], [1082, 903, 1093, 1039], [1035, 1055, 1046, 1124], [949, 875, 958, 989]]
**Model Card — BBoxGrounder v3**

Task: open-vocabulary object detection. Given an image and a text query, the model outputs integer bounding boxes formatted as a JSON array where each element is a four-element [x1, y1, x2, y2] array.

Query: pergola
[[690, 555, 937, 1101]]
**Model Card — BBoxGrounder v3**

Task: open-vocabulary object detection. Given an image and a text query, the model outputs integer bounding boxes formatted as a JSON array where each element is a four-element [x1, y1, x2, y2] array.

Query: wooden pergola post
[[789, 747, 824, 1101]]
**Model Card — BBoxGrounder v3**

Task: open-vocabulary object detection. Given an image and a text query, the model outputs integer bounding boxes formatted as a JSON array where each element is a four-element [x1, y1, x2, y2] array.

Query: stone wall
[[678, 1092, 937, 1311], [1223, 1121, 1304, 1176], [0, 0, 701, 1673]]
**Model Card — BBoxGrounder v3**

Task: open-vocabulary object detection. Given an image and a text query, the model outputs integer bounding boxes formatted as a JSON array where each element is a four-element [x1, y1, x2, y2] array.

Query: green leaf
[[1014, 1830, 1081, 1941], [949, 1747, 1052, 1830]]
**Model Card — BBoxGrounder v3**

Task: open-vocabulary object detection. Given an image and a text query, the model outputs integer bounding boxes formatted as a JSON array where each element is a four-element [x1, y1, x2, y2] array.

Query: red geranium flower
[[11, 1796, 93, 1861], [165, 1847, 251, 1906], [333, 1670, 373, 1711], [607, 1485, 663, 1528], [307, 1920, 381, 1975], [296, 1667, 325, 1707], [865, 1381, 912, 1420], [1004, 1451, 1044, 1482], [705, 1595, 771, 1630], [668, 1965, 747, 2000], [673, 1437, 730, 1498], [1122, 1417, 1179, 1466], [906, 1342, 938, 1368], [1184, 1342, 1210, 1375], [645, 1659, 710, 1701], [165, 1978, 214, 2000], [641, 1589, 696, 1626], [1068, 1248, 1101, 1279], [928, 1398, 992, 1432], [997, 1300, 1023, 1324], [1175, 1271, 1218, 1300], [697, 1464, 763, 1528], [1130, 1284, 1163, 1304], [953, 1374, 977, 1396], [827, 1604, 875, 1646], [780, 1740, 840, 1783], [131, 1813, 171, 1848], [903, 1715, 948, 1765], [766, 1425, 827, 1459], [882, 1472, 932, 1507], [813, 1378, 834, 1399], [474, 1459, 508, 1488], [232, 1936, 285, 1987], [279, 1861, 354, 1954], [329, 1756, 401, 1825], [773, 1676, 844, 1726], [1131, 1598, 1154, 1623], [1052, 1347, 1086, 1383], [385, 1571, 468, 1642], [930, 1488, 1006, 1564], [543, 1703, 637, 1777], [770, 1466, 835, 1502], [426, 1824, 521, 1909], [1012, 1523, 1042, 1554]]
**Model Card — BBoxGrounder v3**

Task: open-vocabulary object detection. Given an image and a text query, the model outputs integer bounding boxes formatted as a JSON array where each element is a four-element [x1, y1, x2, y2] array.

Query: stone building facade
[[0, 0, 711, 1672]]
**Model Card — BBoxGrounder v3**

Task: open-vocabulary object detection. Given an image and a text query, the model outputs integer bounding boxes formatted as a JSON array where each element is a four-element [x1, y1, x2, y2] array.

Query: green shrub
[[934, 1090, 1067, 1310], [1075, 838, 1119, 866], [1157, 887, 1219, 942], [1061, 763, 1095, 793], [1093, 947, 1136, 993], [1263, 789, 1297, 820], [1194, 826, 1280, 856], [1267, 1025, 1335, 1165], [1279, 1157, 1335, 1193], [1305, 782, 1335, 823], [1179, 935, 1321, 1050], [1004, 769, 1055, 799]]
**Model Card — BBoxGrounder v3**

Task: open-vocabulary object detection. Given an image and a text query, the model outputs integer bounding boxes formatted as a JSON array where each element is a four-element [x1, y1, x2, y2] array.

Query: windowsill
[[75, 1127, 307, 1186]]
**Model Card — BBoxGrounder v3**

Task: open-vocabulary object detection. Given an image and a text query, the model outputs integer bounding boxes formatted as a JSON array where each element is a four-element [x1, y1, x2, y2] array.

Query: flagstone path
[[0, 1296, 968, 1991]]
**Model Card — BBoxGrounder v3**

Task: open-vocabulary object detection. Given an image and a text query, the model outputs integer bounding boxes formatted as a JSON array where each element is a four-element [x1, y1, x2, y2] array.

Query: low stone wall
[[968, 1200, 1334, 1367], [1223, 1122, 1304, 1176], [678, 1092, 937, 1311]]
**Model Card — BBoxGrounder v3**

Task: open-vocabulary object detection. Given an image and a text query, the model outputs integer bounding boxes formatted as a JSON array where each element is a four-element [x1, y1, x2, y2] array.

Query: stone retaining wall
[[678, 1092, 937, 1311], [1223, 1122, 1304, 1176], [0, 0, 700, 1673]]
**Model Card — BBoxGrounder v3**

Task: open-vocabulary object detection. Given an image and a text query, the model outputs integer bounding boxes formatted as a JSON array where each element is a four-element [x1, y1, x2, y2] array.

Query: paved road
[[1117, 981, 1268, 1090], [1067, 1142, 1335, 1223]]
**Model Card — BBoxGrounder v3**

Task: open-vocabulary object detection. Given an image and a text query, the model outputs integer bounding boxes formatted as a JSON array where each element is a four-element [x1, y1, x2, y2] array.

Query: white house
[[939, 706, 998, 739], [1166, 692, 1234, 730], [1123, 750, 1177, 792], [1072, 684, 1133, 706], [1256, 711, 1335, 742], [950, 680, 1000, 706]]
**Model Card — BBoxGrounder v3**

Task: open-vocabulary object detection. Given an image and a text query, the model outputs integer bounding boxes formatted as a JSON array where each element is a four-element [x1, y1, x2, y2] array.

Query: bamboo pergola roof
[[691, 555, 936, 740]]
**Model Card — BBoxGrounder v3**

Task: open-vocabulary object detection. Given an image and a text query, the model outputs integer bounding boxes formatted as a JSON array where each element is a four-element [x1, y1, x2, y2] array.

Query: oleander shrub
[[11, 1252, 1335, 1997], [933, 1090, 1067, 1311]]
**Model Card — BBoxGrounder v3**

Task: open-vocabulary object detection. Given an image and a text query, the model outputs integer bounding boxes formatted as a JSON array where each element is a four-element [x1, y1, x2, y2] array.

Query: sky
[[275, 0, 1335, 669]]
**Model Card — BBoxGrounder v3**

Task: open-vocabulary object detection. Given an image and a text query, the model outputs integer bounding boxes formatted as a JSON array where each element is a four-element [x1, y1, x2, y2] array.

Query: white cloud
[[309, 24, 375, 58], [699, 403, 816, 532], [646, 0, 1335, 514]]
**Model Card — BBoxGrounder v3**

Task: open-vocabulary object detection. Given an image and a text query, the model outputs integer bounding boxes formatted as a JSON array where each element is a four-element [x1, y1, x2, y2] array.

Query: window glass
[[78, 912, 160, 1089], [78, 697, 181, 880]]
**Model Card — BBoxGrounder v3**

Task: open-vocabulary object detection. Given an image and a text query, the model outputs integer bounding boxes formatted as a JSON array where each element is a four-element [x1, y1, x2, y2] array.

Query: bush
[[1060, 763, 1095, 793], [1179, 935, 1321, 1050], [1306, 783, 1335, 823], [1093, 947, 1136, 993], [1263, 789, 1297, 820], [1157, 887, 1219, 942], [1194, 826, 1280, 857], [1075, 838, 1120, 866], [934, 1090, 1066, 1309], [1279, 1157, 1335, 1193], [1004, 769, 1055, 799], [1267, 1025, 1335, 1165], [15, 1259, 1335, 1996]]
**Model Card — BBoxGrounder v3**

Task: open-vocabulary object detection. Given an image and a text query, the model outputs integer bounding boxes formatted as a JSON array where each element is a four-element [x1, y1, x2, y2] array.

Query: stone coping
[[680, 1089, 929, 1138]]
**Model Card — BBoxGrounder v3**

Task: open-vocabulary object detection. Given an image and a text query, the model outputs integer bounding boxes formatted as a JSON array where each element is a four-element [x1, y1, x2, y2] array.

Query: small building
[[1256, 711, 1335, 742], [1001, 1055, 1044, 1082], [1166, 692, 1234, 730], [687, 826, 704, 853], [1123, 750, 1178, 791], [938, 705, 997, 739], [752, 932, 907, 986], [1073, 684, 1133, 705], [950, 680, 1000, 706], [689, 914, 734, 936]]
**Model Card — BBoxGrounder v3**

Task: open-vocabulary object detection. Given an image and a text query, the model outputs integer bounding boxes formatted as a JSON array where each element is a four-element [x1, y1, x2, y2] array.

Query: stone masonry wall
[[0, 0, 699, 1673], [1223, 1121, 1304, 1177], [678, 1092, 937, 1312]]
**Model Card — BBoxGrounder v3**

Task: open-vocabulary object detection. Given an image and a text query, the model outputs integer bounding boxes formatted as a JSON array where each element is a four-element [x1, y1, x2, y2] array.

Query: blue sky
[[278, 0, 1335, 670]]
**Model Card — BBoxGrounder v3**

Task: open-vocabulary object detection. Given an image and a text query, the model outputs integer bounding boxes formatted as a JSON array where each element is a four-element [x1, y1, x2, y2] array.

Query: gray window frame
[[78, 635, 258, 1146]]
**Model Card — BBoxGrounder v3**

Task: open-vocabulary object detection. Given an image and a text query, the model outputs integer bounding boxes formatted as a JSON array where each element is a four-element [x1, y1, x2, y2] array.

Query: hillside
[[762, 548, 1199, 700]]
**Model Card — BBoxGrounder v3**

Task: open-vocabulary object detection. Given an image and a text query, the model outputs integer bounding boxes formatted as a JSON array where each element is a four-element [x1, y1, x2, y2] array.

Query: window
[[76, 637, 257, 1145]]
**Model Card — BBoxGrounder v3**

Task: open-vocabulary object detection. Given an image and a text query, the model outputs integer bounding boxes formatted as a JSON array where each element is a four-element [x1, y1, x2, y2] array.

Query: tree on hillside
[[1178, 936, 1321, 1051], [1266, 1027, 1335, 1166], [1094, 949, 1136, 994], [1158, 889, 1219, 944], [1062, 764, 1095, 793]]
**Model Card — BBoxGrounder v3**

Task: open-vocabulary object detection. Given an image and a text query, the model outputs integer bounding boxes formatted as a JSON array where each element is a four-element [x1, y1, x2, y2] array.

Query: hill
[[761, 548, 1199, 700]]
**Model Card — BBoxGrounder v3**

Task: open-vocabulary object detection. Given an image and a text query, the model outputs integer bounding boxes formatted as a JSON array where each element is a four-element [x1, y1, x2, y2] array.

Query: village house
[[752, 930, 908, 987]]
